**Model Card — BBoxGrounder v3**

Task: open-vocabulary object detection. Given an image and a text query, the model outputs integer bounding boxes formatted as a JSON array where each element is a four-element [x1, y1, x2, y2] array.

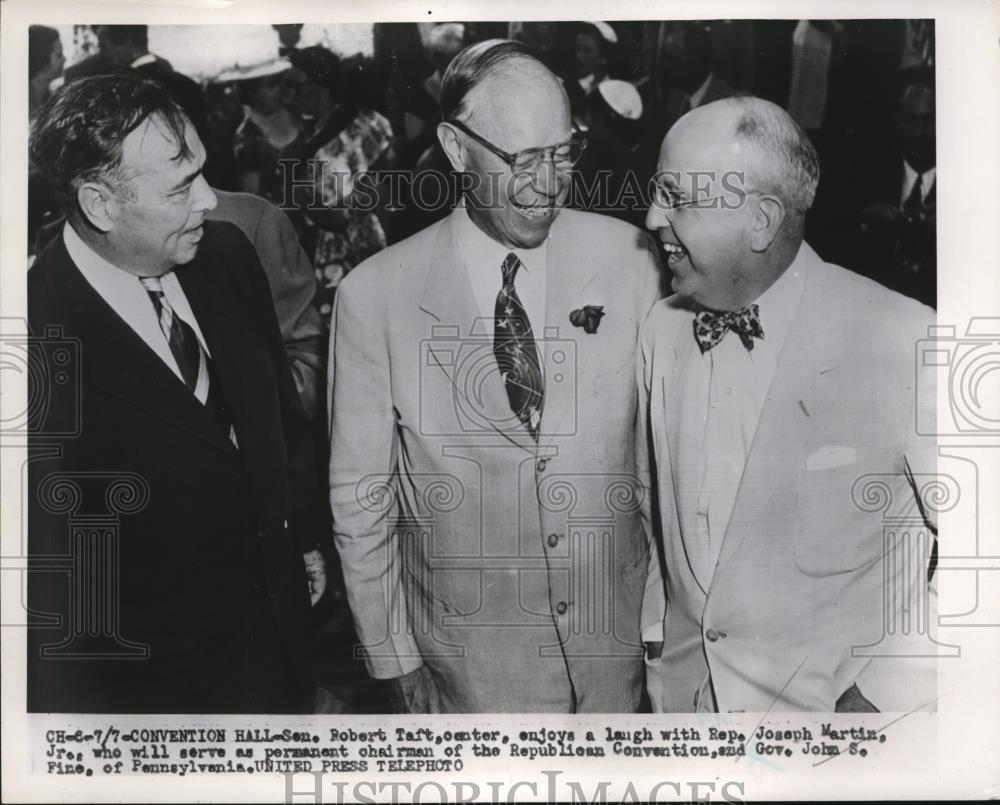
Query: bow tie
[[693, 304, 765, 353]]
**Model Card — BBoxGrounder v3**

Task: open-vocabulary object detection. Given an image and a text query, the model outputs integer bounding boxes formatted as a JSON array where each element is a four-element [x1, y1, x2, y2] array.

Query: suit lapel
[[419, 211, 537, 452], [713, 249, 841, 574], [51, 239, 237, 454], [178, 259, 270, 453]]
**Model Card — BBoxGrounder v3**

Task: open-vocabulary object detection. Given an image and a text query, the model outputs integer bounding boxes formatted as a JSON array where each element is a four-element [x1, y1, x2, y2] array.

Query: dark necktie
[[141, 276, 233, 438], [494, 252, 544, 440], [903, 174, 924, 217], [141, 276, 206, 396], [693, 304, 765, 353]]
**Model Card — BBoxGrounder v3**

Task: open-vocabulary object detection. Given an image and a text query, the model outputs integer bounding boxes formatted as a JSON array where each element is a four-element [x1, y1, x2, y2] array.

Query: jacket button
[[536, 458, 548, 472], [547, 533, 560, 548], [706, 628, 721, 642], [555, 601, 568, 615]]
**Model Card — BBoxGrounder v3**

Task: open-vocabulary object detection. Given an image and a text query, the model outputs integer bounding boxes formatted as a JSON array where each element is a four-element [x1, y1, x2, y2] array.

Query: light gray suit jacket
[[639, 243, 939, 712], [329, 207, 661, 712]]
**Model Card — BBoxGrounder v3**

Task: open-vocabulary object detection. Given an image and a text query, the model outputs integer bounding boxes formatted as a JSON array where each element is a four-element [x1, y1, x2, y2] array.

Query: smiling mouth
[[512, 203, 557, 221], [661, 240, 688, 266]]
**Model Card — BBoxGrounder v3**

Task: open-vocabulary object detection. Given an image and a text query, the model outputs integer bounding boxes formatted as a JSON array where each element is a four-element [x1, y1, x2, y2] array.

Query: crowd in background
[[26, 20, 937, 712], [30, 20, 937, 313]]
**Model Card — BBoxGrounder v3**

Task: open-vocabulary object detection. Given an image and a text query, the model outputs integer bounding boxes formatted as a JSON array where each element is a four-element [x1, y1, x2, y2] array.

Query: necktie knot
[[140, 275, 164, 295], [693, 304, 764, 353], [501, 252, 522, 290]]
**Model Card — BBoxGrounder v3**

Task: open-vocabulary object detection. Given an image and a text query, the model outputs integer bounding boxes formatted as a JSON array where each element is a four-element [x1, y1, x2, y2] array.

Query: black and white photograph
[[2, 0, 998, 801]]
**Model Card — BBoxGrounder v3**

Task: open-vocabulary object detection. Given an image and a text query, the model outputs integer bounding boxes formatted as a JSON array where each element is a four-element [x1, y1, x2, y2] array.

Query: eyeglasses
[[447, 119, 587, 174], [651, 181, 753, 217]]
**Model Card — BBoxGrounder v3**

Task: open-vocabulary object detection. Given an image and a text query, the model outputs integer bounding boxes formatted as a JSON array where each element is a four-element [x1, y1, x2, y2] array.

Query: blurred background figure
[[64, 24, 172, 81], [852, 67, 937, 307], [572, 79, 647, 226], [659, 21, 734, 128], [641, 21, 736, 171], [398, 23, 466, 168], [228, 58, 304, 204], [28, 25, 64, 119], [574, 21, 615, 94], [288, 46, 395, 317], [28, 25, 65, 250], [567, 22, 618, 130]]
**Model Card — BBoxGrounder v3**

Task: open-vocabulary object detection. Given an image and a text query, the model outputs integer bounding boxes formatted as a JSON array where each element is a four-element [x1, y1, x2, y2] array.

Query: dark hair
[[99, 25, 149, 49], [149, 70, 210, 145], [29, 25, 61, 80], [440, 38, 546, 121], [29, 72, 192, 212], [288, 45, 342, 97]]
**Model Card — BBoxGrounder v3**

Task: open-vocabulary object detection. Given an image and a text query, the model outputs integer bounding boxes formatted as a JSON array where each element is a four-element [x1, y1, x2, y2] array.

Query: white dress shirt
[[901, 159, 936, 207], [453, 204, 548, 342], [673, 253, 808, 593], [63, 223, 213, 386]]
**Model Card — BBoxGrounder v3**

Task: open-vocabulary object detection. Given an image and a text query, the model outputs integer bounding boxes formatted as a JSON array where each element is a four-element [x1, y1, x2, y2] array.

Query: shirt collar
[[750, 243, 809, 354], [63, 221, 135, 286], [902, 158, 936, 199]]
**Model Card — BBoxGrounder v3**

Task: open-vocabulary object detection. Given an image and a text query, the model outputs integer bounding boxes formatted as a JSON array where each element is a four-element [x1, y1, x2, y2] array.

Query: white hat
[[597, 79, 643, 120], [581, 21, 618, 45], [216, 57, 292, 83]]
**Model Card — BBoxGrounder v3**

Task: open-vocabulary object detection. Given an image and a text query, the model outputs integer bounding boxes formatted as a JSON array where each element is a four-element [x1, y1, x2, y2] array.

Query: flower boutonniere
[[570, 305, 605, 334]]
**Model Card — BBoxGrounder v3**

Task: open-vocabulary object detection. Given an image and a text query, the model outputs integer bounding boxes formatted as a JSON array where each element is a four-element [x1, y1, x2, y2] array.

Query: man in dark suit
[[852, 67, 937, 308], [64, 25, 173, 83], [27, 72, 327, 713]]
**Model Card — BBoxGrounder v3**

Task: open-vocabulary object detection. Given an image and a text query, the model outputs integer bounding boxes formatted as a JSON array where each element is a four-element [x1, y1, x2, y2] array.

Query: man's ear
[[76, 182, 117, 234], [749, 193, 785, 252], [437, 122, 468, 173]]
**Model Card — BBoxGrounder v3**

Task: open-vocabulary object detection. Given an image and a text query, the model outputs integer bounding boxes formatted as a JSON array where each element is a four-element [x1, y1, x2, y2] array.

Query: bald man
[[638, 97, 938, 713], [328, 40, 661, 712]]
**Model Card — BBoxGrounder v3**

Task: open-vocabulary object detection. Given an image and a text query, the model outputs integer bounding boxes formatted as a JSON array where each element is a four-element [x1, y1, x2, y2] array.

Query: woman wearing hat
[[230, 58, 305, 204], [288, 46, 395, 317]]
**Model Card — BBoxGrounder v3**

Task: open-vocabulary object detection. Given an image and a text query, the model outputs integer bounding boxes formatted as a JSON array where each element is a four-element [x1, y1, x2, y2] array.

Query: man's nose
[[531, 157, 562, 199], [192, 175, 218, 213], [645, 199, 670, 232]]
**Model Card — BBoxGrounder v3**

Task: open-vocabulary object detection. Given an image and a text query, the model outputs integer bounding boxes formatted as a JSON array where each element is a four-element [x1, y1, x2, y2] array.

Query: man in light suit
[[27, 73, 328, 713], [329, 40, 661, 712], [638, 97, 938, 712]]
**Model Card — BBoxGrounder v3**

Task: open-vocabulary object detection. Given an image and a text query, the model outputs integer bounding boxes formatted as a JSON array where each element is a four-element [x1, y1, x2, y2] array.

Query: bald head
[[668, 96, 820, 222]]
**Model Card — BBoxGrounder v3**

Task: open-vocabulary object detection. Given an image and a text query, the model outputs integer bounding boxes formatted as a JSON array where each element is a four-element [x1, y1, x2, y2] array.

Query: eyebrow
[[167, 165, 204, 193]]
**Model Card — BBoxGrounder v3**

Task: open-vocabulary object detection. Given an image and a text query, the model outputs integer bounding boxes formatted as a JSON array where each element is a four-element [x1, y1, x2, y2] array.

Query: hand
[[303, 549, 326, 606], [644, 641, 664, 661], [388, 664, 438, 714], [835, 683, 879, 712]]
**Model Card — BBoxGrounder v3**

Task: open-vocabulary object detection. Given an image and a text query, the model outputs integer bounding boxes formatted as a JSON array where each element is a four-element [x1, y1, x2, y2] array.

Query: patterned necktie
[[693, 304, 765, 353], [140, 276, 209, 401], [494, 252, 544, 440]]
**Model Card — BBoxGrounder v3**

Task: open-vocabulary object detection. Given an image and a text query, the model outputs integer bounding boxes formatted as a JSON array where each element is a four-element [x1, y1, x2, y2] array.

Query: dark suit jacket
[[27, 221, 327, 713], [847, 153, 936, 308]]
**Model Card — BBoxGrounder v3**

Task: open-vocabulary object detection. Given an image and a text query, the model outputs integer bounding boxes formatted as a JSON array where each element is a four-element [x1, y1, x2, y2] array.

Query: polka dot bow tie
[[693, 304, 765, 353]]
